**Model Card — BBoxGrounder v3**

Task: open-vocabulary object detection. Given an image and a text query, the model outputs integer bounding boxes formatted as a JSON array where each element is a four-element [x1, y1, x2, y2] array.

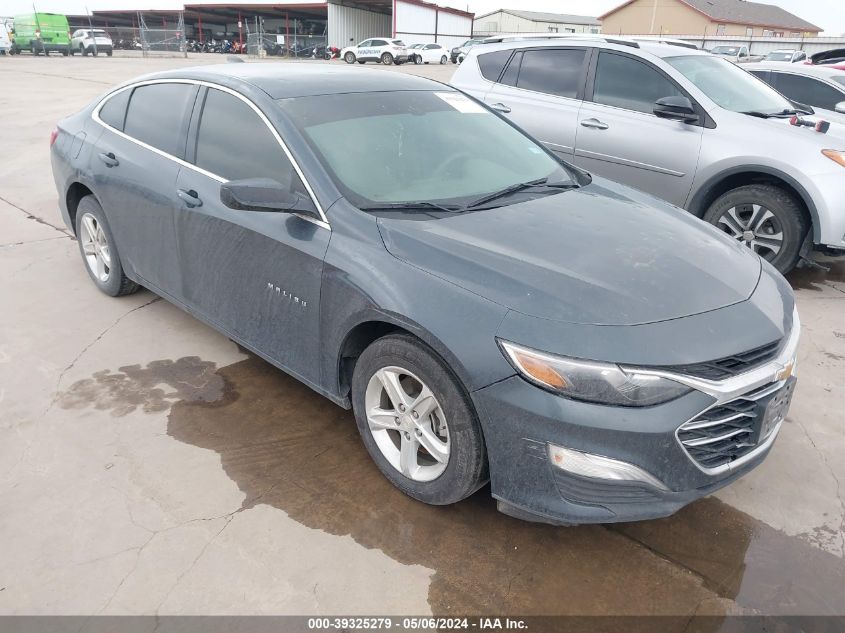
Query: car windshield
[[279, 91, 575, 209], [711, 46, 739, 55], [667, 55, 795, 114], [765, 51, 793, 61]]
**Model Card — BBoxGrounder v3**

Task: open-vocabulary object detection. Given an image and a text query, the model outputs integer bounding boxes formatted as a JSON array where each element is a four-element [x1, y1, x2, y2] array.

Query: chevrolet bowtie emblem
[[776, 360, 795, 382]]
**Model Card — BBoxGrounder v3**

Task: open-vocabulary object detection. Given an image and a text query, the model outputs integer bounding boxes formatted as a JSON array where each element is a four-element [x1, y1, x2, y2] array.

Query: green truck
[[10, 13, 70, 55]]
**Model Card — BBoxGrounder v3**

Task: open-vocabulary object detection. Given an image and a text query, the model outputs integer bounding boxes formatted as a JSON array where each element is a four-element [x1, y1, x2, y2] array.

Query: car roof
[[137, 63, 447, 99], [471, 36, 708, 59]]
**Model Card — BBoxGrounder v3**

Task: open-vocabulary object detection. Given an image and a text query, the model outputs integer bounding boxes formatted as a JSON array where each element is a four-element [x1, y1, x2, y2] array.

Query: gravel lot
[[1, 53, 844, 617]]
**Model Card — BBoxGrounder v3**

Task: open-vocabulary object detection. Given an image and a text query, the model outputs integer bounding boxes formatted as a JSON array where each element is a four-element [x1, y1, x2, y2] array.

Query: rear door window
[[477, 49, 512, 82], [515, 48, 586, 98], [592, 52, 682, 114], [123, 83, 196, 156], [500, 51, 523, 86], [99, 89, 131, 131]]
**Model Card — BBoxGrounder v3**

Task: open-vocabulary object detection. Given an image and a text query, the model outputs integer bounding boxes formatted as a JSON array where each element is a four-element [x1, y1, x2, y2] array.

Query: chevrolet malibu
[[50, 65, 799, 525]]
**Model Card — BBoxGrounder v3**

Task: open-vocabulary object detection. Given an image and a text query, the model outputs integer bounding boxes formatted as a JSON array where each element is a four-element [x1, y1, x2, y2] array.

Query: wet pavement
[[1, 54, 844, 617]]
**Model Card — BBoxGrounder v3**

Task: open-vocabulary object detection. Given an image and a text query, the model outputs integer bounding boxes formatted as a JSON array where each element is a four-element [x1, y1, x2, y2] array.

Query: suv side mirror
[[836, 101, 845, 115], [653, 96, 700, 124], [220, 178, 318, 216]]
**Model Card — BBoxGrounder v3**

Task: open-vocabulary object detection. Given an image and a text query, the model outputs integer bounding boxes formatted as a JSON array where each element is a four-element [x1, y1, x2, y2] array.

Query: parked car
[[709, 44, 761, 63], [50, 65, 799, 525], [409, 42, 448, 64], [11, 12, 70, 56], [341, 38, 409, 65], [452, 36, 845, 273], [0, 22, 11, 55], [746, 62, 845, 123], [763, 49, 807, 63], [805, 48, 845, 71], [70, 28, 113, 56], [450, 38, 485, 64]]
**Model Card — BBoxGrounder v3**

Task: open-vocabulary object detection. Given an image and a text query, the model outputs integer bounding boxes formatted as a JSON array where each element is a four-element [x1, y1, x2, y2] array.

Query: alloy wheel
[[79, 212, 112, 282], [364, 366, 450, 482], [715, 203, 784, 260]]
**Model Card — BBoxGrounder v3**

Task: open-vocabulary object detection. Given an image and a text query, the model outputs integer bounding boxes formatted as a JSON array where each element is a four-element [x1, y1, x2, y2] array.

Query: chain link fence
[[139, 13, 186, 58]]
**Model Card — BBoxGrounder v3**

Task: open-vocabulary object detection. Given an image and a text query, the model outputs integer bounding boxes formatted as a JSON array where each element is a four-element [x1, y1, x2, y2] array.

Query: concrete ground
[[1, 53, 844, 618]]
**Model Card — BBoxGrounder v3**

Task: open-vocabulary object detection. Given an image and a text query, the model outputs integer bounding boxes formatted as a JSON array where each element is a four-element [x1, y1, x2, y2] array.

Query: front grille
[[665, 340, 782, 380], [678, 381, 787, 470]]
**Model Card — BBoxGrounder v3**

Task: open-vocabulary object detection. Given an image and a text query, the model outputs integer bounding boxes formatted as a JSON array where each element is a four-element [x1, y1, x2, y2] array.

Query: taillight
[[50, 129, 58, 147]]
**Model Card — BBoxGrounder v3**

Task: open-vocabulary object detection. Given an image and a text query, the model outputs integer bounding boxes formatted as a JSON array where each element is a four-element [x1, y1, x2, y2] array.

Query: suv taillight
[[49, 129, 58, 147]]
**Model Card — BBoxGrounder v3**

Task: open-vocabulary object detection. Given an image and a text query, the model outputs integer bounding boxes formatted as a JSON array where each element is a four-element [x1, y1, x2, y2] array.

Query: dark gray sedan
[[50, 64, 799, 525]]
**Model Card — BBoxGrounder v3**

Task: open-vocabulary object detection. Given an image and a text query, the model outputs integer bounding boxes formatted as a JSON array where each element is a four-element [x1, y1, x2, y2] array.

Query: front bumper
[[472, 312, 800, 525]]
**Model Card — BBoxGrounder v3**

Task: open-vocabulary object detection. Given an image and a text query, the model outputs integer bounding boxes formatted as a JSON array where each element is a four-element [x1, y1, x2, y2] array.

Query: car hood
[[377, 179, 762, 326]]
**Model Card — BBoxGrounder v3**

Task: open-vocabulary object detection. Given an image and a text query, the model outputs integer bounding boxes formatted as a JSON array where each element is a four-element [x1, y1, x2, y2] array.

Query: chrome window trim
[[91, 78, 330, 231], [625, 306, 800, 476]]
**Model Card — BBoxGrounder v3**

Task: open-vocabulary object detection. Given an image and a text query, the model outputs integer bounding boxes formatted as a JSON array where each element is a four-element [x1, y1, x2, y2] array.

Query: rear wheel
[[106, 49, 112, 56], [74, 195, 140, 297], [703, 184, 808, 274], [62, 48, 68, 56], [381, 52, 393, 65], [440, 55, 447, 64], [351, 334, 487, 505], [358, 60, 366, 64]]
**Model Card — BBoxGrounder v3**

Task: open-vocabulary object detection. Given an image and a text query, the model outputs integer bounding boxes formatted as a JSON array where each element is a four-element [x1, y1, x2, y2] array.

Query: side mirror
[[836, 101, 845, 115], [220, 178, 318, 216], [653, 96, 700, 124]]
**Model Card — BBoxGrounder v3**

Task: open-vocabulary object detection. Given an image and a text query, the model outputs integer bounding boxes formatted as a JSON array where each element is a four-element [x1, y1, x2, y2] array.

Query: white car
[[70, 28, 113, 56], [746, 61, 845, 124], [342, 38, 409, 65], [763, 49, 808, 63], [0, 22, 11, 55], [409, 42, 449, 65]]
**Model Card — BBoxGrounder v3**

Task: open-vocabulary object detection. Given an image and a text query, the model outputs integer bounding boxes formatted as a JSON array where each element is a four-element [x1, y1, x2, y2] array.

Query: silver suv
[[452, 36, 845, 273]]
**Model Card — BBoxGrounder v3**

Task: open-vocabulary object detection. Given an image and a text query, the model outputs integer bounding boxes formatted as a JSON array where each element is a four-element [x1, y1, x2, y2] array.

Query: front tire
[[381, 52, 393, 65], [703, 184, 808, 274], [440, 55, 447, 64], [344, 51, 355, 63], [74, 196, 140, 297], [413, 54, 422, 65], [351, 334, 488, 505]]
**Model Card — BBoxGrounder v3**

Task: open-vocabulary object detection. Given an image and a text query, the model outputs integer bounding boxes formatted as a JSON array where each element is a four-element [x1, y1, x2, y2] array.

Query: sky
[[3, 0, 844, 35]]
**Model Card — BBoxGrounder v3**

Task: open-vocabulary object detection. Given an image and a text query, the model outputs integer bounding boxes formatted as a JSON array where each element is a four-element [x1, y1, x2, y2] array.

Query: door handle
[[490, 102, 512, 113], [580, 118, 609, 130], [98, 152, 119, 167], [177, 188, 202, 208]]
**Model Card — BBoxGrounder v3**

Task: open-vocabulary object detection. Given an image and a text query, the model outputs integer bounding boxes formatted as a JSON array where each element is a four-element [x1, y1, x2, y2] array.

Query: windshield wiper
[[358, 201, 464, 213], [742, 107, 813, 119], [463, 176, 579, 210]]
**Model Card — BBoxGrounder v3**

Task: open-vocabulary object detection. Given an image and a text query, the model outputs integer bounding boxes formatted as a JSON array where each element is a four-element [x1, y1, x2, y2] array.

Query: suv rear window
[[477, 50, 511, 82], [124, 83, 196, 157], [515, 49, 586, 98]]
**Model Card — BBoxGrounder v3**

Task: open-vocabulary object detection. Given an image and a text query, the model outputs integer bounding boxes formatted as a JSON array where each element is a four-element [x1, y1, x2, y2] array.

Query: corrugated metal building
[[473, 9, 601, 37], [79, 0, 472, 50]]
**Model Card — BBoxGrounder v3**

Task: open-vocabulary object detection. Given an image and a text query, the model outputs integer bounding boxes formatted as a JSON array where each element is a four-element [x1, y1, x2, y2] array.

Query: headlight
[[498, 340, 691, 407], [822, 150, 845, 168]]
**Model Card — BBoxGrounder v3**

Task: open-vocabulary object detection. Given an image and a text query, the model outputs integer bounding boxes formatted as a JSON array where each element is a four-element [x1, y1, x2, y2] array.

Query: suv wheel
[[344, 51, 355, 63], [75, 195, 140, 297], [351, 334, 487, 505], [381, 52, 393, 65], [703, 184, 808, 274]]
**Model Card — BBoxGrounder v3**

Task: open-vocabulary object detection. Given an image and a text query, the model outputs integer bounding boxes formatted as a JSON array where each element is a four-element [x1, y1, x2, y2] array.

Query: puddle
[[788, 260, 845, 292], [60, 356, 845, 616]]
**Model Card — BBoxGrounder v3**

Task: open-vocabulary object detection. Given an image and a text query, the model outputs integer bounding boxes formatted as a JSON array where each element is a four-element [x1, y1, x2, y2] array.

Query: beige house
[[600, 0, 822, 37]]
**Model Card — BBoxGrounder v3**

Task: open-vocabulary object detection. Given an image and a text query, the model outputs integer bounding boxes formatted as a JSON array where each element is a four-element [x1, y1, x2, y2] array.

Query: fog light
[[548, 444, 668, 491]]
